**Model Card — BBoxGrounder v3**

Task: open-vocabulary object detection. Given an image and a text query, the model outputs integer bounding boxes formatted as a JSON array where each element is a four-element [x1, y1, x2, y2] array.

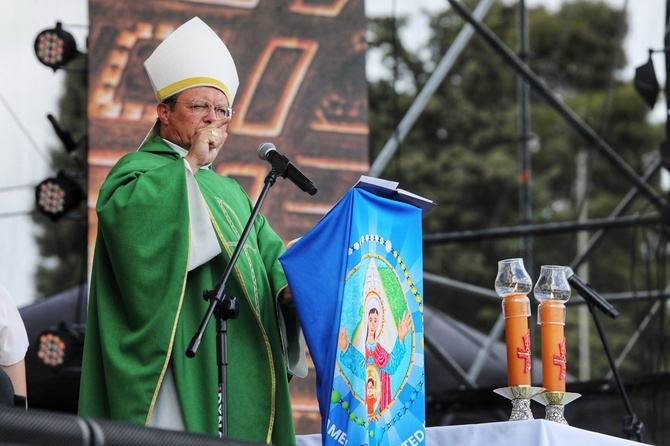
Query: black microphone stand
[[577, 286, 645, 442], [186, 166, 279, 438]]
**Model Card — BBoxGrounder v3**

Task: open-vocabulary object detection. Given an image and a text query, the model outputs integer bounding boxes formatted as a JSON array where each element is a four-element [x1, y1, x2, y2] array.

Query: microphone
[[565, 267, 619, 319], [258, 143, 317, 196]]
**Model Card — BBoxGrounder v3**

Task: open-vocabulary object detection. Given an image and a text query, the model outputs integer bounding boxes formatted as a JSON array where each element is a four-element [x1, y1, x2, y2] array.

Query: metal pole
[[423, 213, 661, 244], [368, 0, 494, 177], [445, 0, 666, 210], [517, 0, 533, 269], [570, 157, 662, 270], [576, 150, 591, 381]]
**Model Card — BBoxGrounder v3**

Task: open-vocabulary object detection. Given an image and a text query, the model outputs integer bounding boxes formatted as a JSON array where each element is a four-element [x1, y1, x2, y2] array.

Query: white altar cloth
[[296, 419, 641, 446]]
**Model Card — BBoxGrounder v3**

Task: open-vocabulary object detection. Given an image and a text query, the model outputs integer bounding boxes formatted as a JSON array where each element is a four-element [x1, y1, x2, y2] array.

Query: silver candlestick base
[[493, 386, 545, 421], [532, 391, 581, 425]]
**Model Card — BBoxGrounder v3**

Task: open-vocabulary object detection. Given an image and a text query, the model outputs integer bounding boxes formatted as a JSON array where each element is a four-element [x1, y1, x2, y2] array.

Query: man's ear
[[156, 102, 170, 125]]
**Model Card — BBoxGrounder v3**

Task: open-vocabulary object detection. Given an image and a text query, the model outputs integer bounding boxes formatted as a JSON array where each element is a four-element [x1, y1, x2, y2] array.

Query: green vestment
[[79, 136, 298, 445]]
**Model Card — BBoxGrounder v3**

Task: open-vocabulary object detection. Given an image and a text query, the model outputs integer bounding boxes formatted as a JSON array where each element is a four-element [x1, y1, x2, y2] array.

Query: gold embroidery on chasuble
[[211, 196, 261, 312], [146, 264, 189, 425]]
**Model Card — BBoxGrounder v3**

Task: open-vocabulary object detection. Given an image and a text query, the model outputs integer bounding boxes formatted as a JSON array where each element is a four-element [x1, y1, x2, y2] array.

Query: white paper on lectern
[[354, 175, 436, 216]]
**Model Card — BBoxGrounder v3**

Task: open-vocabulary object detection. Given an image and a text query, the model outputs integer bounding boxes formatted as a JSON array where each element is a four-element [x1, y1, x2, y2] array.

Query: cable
[[0, 210, 35, 219], [0, 184, 34, 193], [0, 91, 56, 171]]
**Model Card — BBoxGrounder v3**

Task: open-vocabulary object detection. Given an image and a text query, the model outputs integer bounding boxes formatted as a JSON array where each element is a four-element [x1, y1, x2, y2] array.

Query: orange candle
[[502, 294, 532, 386], [539, 300, 567, 392]]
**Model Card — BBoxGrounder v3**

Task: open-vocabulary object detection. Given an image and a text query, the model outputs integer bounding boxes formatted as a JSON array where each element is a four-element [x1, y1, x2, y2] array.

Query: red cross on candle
[[517, 330, 532, 373], [502, 294, 532, 386], [540, 300, 567, 392], [553, 337, 567, 381]]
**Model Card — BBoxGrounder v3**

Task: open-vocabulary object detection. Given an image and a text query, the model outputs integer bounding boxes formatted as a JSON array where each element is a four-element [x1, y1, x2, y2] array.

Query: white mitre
[[144, 16, 239, 104], [141, 17, 239, 144]]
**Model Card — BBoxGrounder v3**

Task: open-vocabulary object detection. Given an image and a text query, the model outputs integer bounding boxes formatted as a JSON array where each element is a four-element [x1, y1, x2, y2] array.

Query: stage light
[[35, 173, 84, 221], [33, 22, 79, 71], [634, 53, 660, 109], [36, 332, 66, 367], [35, 323, 85, 369]]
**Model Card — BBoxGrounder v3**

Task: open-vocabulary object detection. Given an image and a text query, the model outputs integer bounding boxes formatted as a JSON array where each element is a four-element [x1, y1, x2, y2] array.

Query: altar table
[[296, 419, 641, 446]]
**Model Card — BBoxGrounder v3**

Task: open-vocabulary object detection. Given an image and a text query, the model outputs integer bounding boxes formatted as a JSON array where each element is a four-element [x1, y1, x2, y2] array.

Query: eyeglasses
[[169, 99, 234, 120]]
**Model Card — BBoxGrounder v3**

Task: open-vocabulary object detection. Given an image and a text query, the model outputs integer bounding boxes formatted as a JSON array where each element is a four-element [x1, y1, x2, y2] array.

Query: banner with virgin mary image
[[280, 180, 427, 446]]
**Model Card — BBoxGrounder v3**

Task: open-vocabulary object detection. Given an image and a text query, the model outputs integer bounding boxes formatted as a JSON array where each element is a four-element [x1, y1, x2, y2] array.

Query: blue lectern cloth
[[280, 188, 426, 446]]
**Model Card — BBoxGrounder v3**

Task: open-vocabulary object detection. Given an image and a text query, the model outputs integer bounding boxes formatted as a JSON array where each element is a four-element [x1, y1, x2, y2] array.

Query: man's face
[[157, 86, 230, 150]]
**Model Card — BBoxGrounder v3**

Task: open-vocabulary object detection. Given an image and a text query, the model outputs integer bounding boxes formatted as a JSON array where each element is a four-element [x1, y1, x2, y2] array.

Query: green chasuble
[[79, 136, 298, 445]]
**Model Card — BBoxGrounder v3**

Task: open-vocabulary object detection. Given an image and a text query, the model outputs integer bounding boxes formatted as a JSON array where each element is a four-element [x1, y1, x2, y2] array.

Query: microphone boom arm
[[565, 267, 619, 319], [564, 268, 643, 442]]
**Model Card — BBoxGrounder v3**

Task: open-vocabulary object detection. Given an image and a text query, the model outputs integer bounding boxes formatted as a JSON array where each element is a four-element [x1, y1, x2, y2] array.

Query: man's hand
[[185, 118, 230, 171]]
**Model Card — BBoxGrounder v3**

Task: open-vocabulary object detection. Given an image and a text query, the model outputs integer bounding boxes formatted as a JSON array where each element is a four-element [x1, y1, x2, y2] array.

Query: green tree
[[368, 0, 668, 379], [32, 55, 88, 299]]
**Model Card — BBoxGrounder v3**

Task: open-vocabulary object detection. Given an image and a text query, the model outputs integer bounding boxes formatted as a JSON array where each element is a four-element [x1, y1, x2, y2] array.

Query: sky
[[0, 0, 665, 308], [366, 1, 666, 97]]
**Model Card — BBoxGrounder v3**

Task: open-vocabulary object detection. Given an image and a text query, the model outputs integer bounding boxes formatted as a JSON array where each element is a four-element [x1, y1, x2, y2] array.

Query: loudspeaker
[[0, 406, 262, 446]]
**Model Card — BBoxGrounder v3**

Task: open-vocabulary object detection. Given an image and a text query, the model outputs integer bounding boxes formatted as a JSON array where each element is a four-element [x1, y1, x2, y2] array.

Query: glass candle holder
[[495, 258, 533, 387], [493, 258, 543, 420], [533, 265, 571, 392]]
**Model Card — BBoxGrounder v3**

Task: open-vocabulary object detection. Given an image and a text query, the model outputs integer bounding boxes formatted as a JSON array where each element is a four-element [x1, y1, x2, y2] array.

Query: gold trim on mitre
[[156, 77, 234, 104], [143, 17, 239, 105]]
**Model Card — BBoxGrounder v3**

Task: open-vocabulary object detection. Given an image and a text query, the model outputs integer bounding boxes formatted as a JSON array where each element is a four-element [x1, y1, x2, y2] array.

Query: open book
[[354, 175, 436, 216]]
